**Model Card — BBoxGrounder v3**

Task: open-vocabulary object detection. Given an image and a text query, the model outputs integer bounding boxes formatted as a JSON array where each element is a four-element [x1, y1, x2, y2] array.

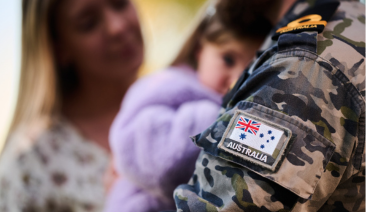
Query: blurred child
[[104, 0, 272, 211]]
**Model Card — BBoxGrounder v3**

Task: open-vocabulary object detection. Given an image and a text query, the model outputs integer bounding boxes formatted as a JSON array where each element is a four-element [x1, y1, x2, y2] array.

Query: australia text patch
[[271, 1, 339, 40], [218, 110, 292, 171]]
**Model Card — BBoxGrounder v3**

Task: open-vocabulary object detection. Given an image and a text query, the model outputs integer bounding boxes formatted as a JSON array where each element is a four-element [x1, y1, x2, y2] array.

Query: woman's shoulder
[[0, 119, 50, 163], [1, 118, 109, 174], [3, 118, 97, 151], [0, 118, 109, 210]]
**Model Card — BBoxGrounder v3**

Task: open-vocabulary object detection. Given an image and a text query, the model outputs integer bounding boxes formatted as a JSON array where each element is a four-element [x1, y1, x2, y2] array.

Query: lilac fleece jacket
[[105, 65, 222, 212]]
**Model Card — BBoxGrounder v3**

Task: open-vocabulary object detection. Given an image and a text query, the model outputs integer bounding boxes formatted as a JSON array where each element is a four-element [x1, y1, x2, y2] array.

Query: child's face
[[196, 39, 257, 95]]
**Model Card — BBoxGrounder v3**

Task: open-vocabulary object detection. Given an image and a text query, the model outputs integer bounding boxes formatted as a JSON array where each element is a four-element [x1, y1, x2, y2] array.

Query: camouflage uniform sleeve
[[174, 29, 365, 211]]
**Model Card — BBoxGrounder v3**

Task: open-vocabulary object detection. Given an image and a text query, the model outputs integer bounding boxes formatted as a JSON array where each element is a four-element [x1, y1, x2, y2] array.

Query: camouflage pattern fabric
[[173, 0, 365, 211]]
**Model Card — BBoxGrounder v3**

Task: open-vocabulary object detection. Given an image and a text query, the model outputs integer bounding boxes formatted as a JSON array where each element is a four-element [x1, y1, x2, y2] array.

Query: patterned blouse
[[0, 118, 110, 212]]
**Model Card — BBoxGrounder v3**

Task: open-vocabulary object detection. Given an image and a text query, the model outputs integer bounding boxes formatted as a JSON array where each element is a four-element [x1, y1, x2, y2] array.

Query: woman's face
[[55, 0, 143, 82]]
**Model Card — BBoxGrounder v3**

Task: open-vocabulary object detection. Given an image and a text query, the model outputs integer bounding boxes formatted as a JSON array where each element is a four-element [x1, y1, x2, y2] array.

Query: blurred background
[[0, 0, 207, 152]]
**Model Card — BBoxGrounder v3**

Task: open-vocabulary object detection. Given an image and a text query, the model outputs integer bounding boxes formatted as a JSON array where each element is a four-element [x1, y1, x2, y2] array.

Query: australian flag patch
[[218, 110, 292, 171]]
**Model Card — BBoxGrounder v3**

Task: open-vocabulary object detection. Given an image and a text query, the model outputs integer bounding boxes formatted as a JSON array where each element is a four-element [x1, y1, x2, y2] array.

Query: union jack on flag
[[235, 116, 261, 135]]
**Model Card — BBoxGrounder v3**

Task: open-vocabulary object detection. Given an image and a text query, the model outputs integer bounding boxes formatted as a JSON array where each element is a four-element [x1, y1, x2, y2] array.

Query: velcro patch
[[218, 110, 292, 171]]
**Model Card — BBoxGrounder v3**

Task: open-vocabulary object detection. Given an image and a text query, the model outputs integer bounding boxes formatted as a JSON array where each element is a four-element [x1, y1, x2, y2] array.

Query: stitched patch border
[[218, 110, 293, 171]]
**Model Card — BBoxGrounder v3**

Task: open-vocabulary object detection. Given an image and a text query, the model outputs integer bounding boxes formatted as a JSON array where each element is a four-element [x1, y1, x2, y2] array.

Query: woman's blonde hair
[[171, 0, 273, 69], [9, 0, 60, 135]]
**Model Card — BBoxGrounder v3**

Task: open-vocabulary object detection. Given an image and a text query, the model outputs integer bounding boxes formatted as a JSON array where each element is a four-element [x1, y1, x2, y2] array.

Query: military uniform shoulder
[[273, 1, 365, 98], [319, 1, 365, 97]]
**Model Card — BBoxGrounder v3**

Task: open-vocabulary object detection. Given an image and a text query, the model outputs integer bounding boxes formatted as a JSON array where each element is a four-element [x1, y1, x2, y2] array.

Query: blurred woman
[[0, 0, 143, 211]]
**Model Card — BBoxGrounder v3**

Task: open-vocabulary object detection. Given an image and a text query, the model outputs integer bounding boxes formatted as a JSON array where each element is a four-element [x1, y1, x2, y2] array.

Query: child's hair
[[171, 0, 274, 68]]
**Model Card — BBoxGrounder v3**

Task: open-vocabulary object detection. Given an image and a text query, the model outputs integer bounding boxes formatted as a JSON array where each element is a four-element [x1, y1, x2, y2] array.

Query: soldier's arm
[[174, 37, 365, 211]]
